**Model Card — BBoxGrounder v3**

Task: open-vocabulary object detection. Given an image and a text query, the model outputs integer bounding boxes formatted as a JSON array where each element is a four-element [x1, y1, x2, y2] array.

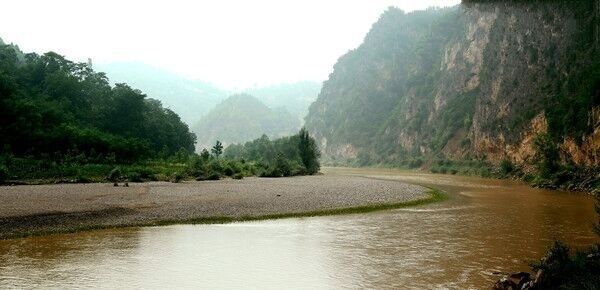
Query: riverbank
[[324, 161, 599, 194], [1, 167, 597, 289], [0, 175, 442, 239]]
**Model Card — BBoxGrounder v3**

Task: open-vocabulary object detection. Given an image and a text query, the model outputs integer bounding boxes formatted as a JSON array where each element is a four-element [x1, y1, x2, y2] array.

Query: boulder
[[520, 281, 535, 290], [533, 270, 543, 284], [509, 272, 531, 289], [494, 272, 533, 290], [493, 277, 518, 290]]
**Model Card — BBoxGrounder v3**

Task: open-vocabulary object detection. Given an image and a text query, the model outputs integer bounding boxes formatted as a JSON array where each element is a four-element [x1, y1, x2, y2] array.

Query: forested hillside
[[305, 1, 599, 190], [193, 94, 300, 151], [0, 43, 196, 163]]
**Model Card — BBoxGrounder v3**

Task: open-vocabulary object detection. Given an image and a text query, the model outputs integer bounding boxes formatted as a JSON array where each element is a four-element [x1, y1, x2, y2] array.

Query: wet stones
[[493, 270, 542, 290]]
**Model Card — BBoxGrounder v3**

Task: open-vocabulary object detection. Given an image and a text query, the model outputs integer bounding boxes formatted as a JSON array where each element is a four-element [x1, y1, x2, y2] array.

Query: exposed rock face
[[505, 113, 548, 171], [305, 1, 599, 169], [561, 107, 600, 167]]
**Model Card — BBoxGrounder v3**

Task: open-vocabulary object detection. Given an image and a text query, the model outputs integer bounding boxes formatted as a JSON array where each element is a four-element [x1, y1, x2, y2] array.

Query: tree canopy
[[0, 44, 196, 162], [225, 128, 321, 175]]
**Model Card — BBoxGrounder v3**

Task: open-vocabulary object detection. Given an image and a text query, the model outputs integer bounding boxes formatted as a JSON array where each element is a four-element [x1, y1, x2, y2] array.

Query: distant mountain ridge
[[193, 94, 301, 151], [97, 62, 322, 128], [244, 81, 321, 122]]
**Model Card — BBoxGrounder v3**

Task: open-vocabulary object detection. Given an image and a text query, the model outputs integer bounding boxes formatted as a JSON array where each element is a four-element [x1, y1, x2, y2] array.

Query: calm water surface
[[0, 167, 598, 289]]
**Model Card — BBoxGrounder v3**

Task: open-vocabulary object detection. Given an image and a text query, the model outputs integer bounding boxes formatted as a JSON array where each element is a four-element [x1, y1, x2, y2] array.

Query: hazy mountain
[[95, 62, 229, 125], [305, 2, 599, 171], [96, 62, 321, 127], [193, 94, 301, 151], [244, 81, 321, 122]]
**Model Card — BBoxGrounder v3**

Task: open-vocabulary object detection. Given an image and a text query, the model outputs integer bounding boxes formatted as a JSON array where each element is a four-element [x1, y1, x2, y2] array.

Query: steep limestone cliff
[[305, 1, 599, 175]]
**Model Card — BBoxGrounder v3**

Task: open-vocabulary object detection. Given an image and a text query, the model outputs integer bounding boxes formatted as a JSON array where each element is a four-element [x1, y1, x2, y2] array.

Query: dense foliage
[[0, 44, 196, 163], [225, 128, 321, 177], [529, 241, 600, 290], [0, 131, 320, 184], [0, 41, 322, 184], [298, 128, 320, 174]]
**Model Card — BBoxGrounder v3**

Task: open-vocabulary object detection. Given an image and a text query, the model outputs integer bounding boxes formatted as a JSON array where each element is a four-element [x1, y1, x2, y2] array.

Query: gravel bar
[[0, 175, 430, 239]]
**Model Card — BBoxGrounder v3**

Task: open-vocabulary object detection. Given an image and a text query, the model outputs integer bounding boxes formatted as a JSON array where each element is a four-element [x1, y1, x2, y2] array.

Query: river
[[0, 167, 597, 289]]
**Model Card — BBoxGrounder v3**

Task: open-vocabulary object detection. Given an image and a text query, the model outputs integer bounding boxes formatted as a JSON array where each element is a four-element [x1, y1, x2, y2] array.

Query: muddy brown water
[[0, 167, 598, 289]]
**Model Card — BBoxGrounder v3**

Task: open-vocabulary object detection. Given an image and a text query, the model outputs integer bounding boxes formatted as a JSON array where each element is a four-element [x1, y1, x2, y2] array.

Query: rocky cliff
[[305, 1, 599, 175]]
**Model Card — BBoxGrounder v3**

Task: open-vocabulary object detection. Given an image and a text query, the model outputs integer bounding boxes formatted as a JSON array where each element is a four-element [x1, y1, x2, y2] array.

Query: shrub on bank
[[126, 172, 143, 182], [75, 170, 91, 183], [223, 166, 235, 177], [528, 241, 600, 290], [170, 171, 184, 183], [196, 172, 221, 181], [108, 167, 121, 182], [0, 165, 7, 184], [2, 133, 320, 184], [500, 158, 515, 176], [429, 159, 494, 177], [0, 157, 187, 183]]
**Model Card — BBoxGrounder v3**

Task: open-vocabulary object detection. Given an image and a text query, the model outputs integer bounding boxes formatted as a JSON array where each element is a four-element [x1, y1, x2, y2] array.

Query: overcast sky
[[0, 0, 459, 89]]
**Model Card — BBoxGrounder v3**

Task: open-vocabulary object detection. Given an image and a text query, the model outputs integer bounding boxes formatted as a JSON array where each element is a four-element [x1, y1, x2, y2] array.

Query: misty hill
[[96, 62, 228, 125], [305, 2, 599, 174], [97, 63, 321, 126], [244, 81, 321, 121], [193, 94, 301, 151]]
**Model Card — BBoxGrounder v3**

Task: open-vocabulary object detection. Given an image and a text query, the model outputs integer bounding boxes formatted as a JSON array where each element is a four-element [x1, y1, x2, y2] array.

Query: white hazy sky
[[0, 0, 459, 89]]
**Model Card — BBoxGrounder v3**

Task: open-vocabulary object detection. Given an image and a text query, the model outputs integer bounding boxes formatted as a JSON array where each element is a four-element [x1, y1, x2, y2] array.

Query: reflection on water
[[0, 168, 598, 289]]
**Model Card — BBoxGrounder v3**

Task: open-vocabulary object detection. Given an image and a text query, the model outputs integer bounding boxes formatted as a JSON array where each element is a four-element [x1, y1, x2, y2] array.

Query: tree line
[[224, 128, 321, 177], [0, 42, 321, 183], [0, 44, 196, 163]]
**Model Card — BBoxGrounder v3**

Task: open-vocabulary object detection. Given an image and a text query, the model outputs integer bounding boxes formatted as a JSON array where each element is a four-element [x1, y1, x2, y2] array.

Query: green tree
[[0, 165, 7, 184], [298, 128, 320, 174], [0, 42, 196, 162], [533, 133, 560, 178], [174, 147, 189, 163], [500, 158, 515, 176], [211, 140, 223, 158], [200, 148, 210, 161]]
